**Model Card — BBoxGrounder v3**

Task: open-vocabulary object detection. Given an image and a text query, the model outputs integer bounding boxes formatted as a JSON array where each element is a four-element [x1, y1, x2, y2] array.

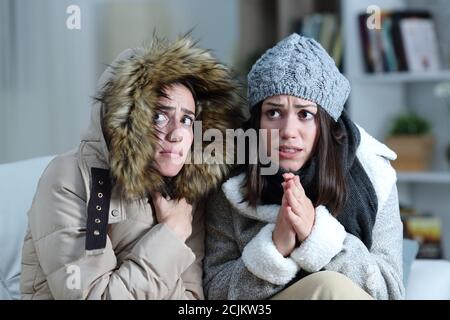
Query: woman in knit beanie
[[203, 33, 404, 300]]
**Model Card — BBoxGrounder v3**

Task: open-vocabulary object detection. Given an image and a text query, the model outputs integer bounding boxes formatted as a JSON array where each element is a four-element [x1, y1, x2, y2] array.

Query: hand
[[282, 173, 315, 242], [151, 193, 193, 242], [272, 193, 298, 257]]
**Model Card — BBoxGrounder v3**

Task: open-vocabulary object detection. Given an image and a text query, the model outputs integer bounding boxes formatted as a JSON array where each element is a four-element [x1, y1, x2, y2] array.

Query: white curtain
[[0, 0, 97, 163]]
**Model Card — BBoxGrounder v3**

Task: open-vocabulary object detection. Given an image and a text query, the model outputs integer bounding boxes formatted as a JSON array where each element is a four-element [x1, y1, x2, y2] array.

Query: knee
[[309, 270, 350, 286], [306, 271, 372, 300]]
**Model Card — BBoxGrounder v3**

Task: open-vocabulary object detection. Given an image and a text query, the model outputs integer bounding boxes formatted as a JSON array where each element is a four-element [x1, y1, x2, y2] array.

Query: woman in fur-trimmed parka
[[20, 36, 245, 299]]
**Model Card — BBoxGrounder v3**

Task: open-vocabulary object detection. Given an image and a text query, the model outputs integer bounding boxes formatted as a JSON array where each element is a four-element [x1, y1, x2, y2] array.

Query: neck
[[260, 159, 316, 205]]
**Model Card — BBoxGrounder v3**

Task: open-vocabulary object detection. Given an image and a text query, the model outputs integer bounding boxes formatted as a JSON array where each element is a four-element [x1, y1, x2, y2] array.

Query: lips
[[159, 148, 182, 158], [278, 145, 302, 153], [277, 145, 302, 159]]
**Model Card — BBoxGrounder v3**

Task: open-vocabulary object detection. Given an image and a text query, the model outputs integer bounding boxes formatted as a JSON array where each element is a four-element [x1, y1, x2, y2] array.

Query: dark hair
[[158, 78, 200, 116], [242, 103, 347, 216]]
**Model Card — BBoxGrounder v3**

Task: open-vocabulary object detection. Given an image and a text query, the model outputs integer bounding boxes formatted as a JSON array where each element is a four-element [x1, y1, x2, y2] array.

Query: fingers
[[286, 206, 300, 224], [293, 175, 305, 195], [282, 172, 295, 181], [286, 206, 302, 234], [285, 179, 303, 206], [281, 193, 288, 206], [286, 188, 301, 214], [151, 193, 193, 213], [287, 176, 304, 197], [151, 192, 162, 201], [283, 176, 311, 219], [151, 192, 165, 206], [282, 174, 305, 195]]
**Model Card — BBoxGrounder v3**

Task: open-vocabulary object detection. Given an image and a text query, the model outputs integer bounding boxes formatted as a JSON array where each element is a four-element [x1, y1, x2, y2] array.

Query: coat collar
[[222, 173, 279, 223], [222, 125, 397, 222], [355, 124, 397, 209]]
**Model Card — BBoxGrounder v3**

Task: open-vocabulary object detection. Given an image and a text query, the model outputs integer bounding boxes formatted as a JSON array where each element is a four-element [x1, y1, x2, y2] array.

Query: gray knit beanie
[[247, 33, 350, 121]]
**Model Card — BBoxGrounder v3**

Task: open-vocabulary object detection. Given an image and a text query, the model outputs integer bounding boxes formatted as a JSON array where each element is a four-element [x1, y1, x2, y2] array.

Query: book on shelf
[[358, 12, 389, 73], [358, 10, 442, 74], [381, 14, 398, 72], [400, 18, 441, 72], [401, 206, 443, 259], [296, 13, 342, 70]]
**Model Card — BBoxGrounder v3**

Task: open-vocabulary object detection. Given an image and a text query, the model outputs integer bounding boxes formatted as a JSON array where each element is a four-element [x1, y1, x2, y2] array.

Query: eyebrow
[[157, 105, 195, 116], [264, 102, 317, 108]]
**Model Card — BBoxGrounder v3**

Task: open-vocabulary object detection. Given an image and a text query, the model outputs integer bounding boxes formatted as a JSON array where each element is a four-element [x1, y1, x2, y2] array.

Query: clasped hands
[[272, 173, 315, 257]]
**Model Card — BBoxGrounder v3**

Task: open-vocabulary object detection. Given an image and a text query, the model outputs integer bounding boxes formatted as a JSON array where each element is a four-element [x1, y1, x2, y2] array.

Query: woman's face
[[153, 84, 195, 177], [260, 95, 318, 172]]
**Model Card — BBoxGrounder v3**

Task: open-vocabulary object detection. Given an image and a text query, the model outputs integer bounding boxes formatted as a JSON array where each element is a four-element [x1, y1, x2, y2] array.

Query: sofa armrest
[[406, 259, 450, 300], [0, 155, 55, 299]]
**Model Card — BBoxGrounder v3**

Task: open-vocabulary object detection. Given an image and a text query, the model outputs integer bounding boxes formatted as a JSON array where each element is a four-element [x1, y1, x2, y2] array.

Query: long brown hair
[[242, 104, 347, 216]]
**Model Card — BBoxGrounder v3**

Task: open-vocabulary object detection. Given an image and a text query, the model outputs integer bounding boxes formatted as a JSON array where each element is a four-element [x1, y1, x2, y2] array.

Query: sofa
[[1, 155, 449, 300]]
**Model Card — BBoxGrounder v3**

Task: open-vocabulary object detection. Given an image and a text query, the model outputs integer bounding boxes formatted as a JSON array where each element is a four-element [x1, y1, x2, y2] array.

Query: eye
[[181, 115, 194, 127], [153, 112, 168, 125], [298, 110, 315, 120], [266, 109, 281, 119]]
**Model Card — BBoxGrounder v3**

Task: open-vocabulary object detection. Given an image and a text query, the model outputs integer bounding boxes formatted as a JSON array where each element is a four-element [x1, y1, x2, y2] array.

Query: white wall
[[0, 0, 97, 163], [0, 0, 240, 164], [95, 0, 240, 90]]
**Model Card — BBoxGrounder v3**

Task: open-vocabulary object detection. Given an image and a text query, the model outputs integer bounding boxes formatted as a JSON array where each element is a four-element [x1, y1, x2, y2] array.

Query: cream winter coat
[[20, 37, 245, 299]]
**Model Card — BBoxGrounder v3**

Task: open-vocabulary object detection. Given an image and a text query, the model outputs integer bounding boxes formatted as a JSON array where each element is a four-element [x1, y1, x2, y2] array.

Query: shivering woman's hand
[[272, 192, 298, 257], [151, 192, 193, 242], [282, 173, 315, 242]]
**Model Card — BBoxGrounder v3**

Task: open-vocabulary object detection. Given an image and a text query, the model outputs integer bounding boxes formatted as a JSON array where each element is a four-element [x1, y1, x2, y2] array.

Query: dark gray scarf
[[261, 111, 378, 249]]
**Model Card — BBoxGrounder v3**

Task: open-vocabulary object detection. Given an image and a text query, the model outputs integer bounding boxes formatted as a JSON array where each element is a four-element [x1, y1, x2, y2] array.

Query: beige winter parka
[[20, 37, 245, 299]]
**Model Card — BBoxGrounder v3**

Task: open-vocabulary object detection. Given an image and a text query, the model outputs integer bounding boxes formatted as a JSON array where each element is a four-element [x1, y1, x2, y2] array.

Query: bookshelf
[[239, 0, 450, 259], [343, 0, 450, 260]]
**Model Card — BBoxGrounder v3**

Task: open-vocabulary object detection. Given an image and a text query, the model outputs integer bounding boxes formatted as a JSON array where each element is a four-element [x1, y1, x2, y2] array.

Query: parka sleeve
[[203, 190, 285, 300], [28, 156, 203, 300], [325, 184, 405, 299]]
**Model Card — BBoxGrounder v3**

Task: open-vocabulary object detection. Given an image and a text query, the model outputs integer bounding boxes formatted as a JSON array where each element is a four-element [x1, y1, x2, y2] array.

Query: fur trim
[[96, 35, 246, 202], [242, 224, 299, 285], [290, 205, 346, 272], [356, 125, 397, 209]]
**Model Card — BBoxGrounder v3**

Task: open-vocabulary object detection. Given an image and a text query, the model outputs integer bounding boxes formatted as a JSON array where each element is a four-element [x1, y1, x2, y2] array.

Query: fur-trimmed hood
[[82, 36, 246, 203]]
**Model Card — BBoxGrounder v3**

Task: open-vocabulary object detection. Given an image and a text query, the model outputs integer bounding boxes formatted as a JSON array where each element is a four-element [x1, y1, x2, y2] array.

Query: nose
[[280, 113, 299, 140], [166, 121, 183, 143]]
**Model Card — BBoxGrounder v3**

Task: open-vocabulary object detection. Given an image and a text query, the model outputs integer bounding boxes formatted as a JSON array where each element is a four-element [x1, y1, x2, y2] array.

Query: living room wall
[[0, 0, 240, 164]]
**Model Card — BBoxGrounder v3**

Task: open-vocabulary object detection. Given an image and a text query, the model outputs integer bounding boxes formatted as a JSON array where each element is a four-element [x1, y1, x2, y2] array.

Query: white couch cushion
[[406, 259, 450, 300], [0, 156, 54, 299]]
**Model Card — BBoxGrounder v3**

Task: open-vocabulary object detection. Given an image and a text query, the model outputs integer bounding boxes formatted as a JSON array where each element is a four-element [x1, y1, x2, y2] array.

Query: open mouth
[[277, 145, 302, 159], [278, 146, 302, 153]]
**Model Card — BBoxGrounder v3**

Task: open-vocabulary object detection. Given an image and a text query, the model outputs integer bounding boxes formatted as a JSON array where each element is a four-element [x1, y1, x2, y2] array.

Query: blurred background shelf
[[351, 70, 450, 84], [397, 171, 450, 183]]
